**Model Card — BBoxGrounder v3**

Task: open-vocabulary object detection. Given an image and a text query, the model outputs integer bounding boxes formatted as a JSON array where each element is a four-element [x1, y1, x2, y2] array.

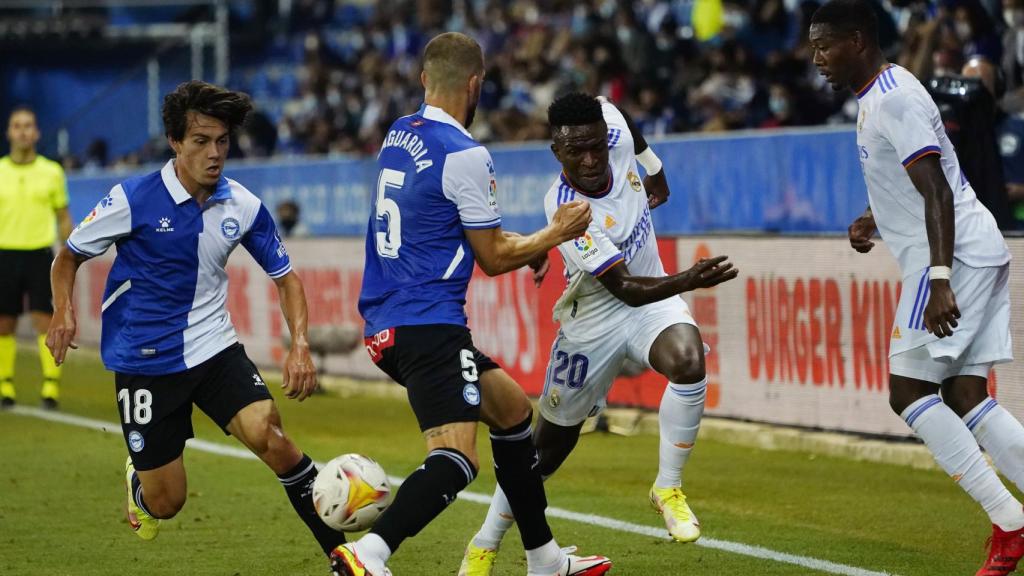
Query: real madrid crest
[[857, 109, 866, 133], [628, 170, 642, 192], [549, 389, 560, 408]]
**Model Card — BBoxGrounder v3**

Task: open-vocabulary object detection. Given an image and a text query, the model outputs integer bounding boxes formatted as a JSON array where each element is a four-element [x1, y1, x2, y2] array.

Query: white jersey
[[543, 100, 667, 338], [856, 64, 1009, 276]]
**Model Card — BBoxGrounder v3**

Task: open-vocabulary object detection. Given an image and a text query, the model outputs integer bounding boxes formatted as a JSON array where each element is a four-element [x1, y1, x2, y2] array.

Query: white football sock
[[655, 378, 707, 489], [353, 532, 392, 568], [472, 484, 515, 550], [902, 394, 1024, 531], [965, 397, 1024, 494], [525, 539, 563, 574]]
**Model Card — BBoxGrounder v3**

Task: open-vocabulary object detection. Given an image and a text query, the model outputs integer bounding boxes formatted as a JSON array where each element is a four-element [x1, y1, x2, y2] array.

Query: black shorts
[[0, 248, 54, 316], [115, 343, 273, 471], [365, 324, 500, 432]]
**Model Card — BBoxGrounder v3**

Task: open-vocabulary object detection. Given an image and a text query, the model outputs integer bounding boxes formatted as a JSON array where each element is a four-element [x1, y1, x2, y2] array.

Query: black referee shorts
[[0, 248, 55, 316], [365, 324, 500, 432]]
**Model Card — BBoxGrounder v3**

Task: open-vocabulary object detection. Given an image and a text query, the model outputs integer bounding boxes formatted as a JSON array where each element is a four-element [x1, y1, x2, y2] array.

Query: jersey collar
[[420, 103, 473, 138], [161, 160, 233, 205], [856, 64, 894, 99]]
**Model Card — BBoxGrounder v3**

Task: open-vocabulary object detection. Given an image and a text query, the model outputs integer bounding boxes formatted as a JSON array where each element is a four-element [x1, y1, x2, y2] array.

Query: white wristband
[[929, 266, 952, 281], [636, 147, 663, 175]]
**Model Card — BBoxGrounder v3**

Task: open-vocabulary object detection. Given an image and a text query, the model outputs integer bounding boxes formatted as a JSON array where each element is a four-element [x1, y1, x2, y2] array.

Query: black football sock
[[278, 454, 346, 555], [130, 470, 155, 517], [490, 413, 554, 550], [370, 448, 477, 553]]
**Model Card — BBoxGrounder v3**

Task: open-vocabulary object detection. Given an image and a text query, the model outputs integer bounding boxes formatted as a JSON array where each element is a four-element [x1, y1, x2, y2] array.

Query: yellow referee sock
[[0, 335, 15, 398], [38, 334, 60, 400]]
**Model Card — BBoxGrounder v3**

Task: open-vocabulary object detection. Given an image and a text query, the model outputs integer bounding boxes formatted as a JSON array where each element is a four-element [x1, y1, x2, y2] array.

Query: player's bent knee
[[662, 345, 706, 384], [145, 488, 187, 519]]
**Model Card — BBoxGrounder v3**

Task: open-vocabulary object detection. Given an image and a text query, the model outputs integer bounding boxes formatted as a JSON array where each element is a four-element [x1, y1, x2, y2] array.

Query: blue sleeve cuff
[[462, 218, 502, 230], [66, 239, 97, 258], [591, 254, 624, 277], [902, 146, 941, 167], [267, 263, 292, 279]]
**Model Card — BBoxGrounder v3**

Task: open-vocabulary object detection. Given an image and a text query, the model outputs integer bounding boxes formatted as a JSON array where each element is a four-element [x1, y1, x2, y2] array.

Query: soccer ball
[[312, 454, 393, 532]]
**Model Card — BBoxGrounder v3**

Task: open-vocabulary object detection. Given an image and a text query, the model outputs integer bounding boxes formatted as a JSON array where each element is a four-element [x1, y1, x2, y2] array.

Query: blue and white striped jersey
[[359, 104, 502, 335], [67, 160, 292, 375]]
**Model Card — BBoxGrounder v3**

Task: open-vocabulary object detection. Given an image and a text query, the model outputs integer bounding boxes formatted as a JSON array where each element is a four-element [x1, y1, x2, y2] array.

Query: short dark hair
[[8, 105, 35, 122], [548, 92, 604, 129], [162, 80, 253, 141], [810, 0, 879, 45]]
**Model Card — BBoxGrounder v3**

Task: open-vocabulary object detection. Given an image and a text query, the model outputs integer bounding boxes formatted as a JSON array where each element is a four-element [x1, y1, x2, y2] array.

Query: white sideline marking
[[8, 406, 893, 576]]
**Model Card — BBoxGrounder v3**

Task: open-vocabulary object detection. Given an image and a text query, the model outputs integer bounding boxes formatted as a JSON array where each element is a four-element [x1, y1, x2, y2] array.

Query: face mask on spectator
[[955, 20, 973, 41], [1005, 10, 1024, 28], [723, 7, 749, 29], [770, 97, 790, 118]]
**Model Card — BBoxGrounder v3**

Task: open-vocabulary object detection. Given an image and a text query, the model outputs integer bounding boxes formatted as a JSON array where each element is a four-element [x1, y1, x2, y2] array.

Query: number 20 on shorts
[[551, 351, 589, 389]]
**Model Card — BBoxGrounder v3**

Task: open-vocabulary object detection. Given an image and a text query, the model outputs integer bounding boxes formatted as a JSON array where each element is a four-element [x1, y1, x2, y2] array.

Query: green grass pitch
[[0, 348, 1010, 575]]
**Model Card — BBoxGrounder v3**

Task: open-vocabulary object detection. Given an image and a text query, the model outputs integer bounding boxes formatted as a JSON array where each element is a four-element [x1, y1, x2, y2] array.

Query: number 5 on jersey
[[375, 168, 405, 258]]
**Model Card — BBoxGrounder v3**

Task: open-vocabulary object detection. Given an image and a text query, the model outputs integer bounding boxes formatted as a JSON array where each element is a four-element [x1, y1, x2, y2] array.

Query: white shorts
[[889, 261, 1012, 384], [538, 296, 697, 426]]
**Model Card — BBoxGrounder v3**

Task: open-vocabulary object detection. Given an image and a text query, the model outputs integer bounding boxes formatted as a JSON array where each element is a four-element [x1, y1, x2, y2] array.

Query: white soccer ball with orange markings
[[312, 453, 393, 532]]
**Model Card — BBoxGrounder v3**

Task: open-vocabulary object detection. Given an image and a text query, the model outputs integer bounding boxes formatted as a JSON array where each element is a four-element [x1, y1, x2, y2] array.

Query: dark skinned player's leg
[[891, 372, 1024, 531], [944, 373, 1024, 497], [647, 323, 706, 491], [640, 322, 708, 542]]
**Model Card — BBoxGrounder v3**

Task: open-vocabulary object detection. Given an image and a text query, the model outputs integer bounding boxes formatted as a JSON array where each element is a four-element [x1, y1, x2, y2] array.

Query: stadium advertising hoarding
[[70, 236, 1024, 438], [67, 126, 868, 236]]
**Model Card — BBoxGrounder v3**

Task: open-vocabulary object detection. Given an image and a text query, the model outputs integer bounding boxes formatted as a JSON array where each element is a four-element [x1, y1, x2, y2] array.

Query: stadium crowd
[[266, 0, 1024, 157], [53, 0, 1021, 164], [33, 0, 1024, 225]]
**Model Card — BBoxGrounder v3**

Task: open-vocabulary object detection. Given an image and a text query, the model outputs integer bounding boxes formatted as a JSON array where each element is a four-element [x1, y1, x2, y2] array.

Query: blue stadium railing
[[66, 125, 867, 235]]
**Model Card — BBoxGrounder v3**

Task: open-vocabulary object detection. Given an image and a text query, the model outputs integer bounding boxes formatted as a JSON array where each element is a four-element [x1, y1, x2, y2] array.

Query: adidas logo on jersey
[[156, 217, 174, 233]]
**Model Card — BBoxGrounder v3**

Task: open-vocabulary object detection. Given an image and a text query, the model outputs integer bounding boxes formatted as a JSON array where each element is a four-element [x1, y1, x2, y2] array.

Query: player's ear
[[852, 30, 865, 53], [420, 70, 428, 91], [550, 142, 562, 163], [167, 136, 181, 156]]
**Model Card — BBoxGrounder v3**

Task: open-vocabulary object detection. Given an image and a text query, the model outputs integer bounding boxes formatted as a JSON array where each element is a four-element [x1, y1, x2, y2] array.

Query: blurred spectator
[[760, 83, 807, 128], [1003, 0, 1024, 112], [82, 139, 108, 172], [276, 200, 309, 238], [65, 0, 1024, 168], [1000, 111, 1024, 227], [930, 58, 1012, 228]]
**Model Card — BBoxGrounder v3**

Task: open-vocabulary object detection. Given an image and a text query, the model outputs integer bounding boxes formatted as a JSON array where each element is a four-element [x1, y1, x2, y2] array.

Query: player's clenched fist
[[551, 199, 592, 242], [923, 281, 961, 338], [848, 209, 876, 253]]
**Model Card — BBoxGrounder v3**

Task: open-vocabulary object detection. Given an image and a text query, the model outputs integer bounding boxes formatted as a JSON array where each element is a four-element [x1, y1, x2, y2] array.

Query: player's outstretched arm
[[273, 271, 318, 401], [597, 255, 739, 307], [906, 155, 960, 338], [47, 247, 88, 365], [465, 199, 591, 276]]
